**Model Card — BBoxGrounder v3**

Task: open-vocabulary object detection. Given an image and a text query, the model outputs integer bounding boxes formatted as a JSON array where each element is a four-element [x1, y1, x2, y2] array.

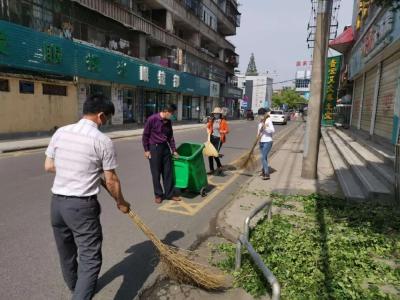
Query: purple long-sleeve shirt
[[142, 113, 176, 152]]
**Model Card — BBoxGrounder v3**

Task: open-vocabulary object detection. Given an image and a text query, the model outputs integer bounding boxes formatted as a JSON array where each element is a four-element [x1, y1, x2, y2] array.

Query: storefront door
[[375, 52, 400, 140], [360, 67, 378, 132], [191, 97, 200, 121], [182, 96, 192, 120], [123, 88, 136, 123], [89, 84, 111, 99], [144, 92, 157, 120], [351, 76, 363, 129]]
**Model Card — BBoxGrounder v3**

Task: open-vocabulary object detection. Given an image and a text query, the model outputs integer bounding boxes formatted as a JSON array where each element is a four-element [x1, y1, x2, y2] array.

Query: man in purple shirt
[[142, 104, 181, 203]]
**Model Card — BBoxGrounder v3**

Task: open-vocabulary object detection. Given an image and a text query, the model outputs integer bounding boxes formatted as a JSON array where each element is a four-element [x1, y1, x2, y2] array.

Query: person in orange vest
[[207, 107, 229, 175]]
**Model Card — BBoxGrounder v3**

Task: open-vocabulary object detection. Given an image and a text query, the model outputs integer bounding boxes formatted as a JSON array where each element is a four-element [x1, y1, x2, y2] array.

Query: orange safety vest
[[207, 119, 229, 143]]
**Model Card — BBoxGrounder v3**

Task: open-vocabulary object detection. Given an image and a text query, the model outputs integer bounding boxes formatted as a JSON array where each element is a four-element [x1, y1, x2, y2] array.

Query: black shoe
[[207, 170, 215, 175], [216, 167, 223, 175], [262, 175, 270, 180]]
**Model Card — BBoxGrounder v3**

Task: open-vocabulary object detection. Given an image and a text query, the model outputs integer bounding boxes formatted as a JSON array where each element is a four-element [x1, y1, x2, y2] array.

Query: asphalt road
[[0, 120, 285, 300]]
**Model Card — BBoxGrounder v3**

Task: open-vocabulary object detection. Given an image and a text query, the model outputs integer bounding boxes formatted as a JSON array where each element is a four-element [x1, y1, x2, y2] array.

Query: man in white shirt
[[45, 94, 130, 300], [257, 108, 275, 180]]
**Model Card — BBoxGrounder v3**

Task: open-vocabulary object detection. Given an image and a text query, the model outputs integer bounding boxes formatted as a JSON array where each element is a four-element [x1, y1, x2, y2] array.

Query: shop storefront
[[223, 85, 243, 119], [143, 91, 178, 120], [181, 95, 201, 120], [122, 88, 137, 123], [0, 20, 211, 134], [349, 8, 400, 144]]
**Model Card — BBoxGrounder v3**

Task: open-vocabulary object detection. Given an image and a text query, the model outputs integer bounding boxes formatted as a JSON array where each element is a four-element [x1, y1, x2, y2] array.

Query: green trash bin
[[173, 142, 208, 197]]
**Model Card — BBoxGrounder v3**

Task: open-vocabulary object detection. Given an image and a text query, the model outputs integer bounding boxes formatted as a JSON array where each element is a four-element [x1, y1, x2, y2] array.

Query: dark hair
[[258, 108, 271, 115], [163, 103, 177, 113], [258, 108, 267, 115], [83, 94, 115, 116]]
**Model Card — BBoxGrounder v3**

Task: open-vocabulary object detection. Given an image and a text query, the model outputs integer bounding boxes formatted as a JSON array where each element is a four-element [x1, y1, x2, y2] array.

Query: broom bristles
[[101, 180, 226, 290], [237, 138, 260, 170], [128, 210, 227, 290], [238, 153, 258, 170]]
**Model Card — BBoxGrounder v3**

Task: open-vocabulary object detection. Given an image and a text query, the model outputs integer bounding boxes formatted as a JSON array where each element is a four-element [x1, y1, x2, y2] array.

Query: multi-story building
[[236, 74, 273, 113], [294, 60, 312, 100], [0, 0, 242, 137]]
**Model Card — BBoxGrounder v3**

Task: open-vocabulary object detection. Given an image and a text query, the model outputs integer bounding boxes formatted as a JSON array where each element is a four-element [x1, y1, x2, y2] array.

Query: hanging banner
[[322, 55, 342, 126]]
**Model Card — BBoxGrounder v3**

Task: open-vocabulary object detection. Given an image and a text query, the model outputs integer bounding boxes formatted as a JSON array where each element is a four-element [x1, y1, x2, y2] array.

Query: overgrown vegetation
[[216, 194, 400, 299]]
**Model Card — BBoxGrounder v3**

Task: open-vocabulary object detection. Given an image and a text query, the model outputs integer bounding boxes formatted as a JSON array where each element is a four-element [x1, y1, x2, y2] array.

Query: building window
[[0, 79, 10, 92], [295, 79, 310, 89], [43, 84, 67, 96], [19, 81, 34, 94]]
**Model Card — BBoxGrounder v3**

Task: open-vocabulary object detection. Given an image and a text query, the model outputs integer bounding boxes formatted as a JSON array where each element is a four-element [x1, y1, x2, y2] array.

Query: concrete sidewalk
[[141, 123, 341, 300], [0, 122, 212, 153]]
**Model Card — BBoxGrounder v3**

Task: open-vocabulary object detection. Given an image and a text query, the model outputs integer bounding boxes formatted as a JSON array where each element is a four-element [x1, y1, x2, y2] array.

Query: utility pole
[[301, 0, 333, 179]]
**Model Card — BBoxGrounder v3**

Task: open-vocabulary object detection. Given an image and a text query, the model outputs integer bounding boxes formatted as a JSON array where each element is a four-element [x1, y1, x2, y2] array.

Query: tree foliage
[[272, 88, 306, 109]]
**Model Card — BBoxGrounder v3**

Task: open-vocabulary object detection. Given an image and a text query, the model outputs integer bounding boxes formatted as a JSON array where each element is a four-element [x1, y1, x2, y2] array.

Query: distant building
[[294, 60, 312, 100], [236, 54, 273, 112], [237, 74, 273, 112]]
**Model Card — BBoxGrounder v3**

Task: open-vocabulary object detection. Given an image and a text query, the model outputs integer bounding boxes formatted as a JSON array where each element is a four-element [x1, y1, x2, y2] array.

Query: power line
[[239, 78, 297, 88]]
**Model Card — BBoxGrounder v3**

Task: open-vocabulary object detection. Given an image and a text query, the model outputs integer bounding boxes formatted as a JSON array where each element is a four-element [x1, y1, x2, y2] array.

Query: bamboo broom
[[237, 115, 269, 170], [101, 180, 227, 290]]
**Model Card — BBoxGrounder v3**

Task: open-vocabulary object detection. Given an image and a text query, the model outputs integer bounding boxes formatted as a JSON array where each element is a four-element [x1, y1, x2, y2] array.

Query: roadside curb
[[133, 265, 166, 300], [216, 121, 303, 242], [0, 122, 221, 154], [0, 121, 248, 154]]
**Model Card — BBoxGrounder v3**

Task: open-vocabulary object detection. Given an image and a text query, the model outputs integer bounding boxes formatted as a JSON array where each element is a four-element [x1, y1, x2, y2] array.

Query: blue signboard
[[0, 20, 211, 96]]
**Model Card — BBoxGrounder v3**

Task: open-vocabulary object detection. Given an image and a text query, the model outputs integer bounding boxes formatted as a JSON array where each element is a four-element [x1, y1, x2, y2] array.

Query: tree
[[272, 88, 306, 109], [246, 53, 259, 76]]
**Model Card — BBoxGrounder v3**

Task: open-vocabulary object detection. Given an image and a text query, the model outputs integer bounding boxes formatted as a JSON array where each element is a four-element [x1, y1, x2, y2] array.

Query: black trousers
[[149, 143, 175, 198], [208, 135, 222, 171], [51, 194, 102, 300]]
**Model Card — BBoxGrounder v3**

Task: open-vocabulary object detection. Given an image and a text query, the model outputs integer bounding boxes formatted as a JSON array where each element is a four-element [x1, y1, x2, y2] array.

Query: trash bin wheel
[[200, 187, 207, 197]]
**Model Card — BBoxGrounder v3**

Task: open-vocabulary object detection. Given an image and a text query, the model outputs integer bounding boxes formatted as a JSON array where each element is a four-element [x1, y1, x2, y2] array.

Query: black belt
[[151, 142, 168, 147], [54, 194, 97, 200]]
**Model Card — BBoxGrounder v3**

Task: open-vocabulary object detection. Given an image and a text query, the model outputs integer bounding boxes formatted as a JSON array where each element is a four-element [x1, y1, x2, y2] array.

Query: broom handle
[[248, 116, 269, 154]]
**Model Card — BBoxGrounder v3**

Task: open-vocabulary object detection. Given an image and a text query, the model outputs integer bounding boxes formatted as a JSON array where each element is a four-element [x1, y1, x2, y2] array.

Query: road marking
[[158, 172, 240, 216], [157, 138, 267, 216], [0, 148, 44, 159]]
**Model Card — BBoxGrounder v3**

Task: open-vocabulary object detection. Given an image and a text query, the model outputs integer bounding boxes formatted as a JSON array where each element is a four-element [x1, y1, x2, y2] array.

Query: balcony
[[72, 0, 232, 72], [201, 0, 238, 35], [152, 0, 236, 51], [224, 49, 239, 68]]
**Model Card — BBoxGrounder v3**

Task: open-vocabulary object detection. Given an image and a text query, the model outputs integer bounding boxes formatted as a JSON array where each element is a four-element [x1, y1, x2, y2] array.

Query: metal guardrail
[[395, 144, 400, 204], [235, 200, 281, 300]]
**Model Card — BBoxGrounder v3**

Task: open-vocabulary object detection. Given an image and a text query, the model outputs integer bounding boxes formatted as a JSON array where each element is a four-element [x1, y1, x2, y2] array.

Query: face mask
[[215, 114, 221, 120]]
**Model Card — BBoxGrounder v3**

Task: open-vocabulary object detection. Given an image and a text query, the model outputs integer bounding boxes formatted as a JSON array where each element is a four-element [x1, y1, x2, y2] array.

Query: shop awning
[[329, 27, 354, 54]]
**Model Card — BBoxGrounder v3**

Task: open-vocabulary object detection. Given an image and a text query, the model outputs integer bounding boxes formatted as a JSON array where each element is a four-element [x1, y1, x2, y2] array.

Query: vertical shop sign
[[322, 56, 342, 126]]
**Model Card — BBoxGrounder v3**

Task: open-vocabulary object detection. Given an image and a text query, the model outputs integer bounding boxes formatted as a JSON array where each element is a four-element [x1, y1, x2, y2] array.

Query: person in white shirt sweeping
[[257, 108, 275, 180]]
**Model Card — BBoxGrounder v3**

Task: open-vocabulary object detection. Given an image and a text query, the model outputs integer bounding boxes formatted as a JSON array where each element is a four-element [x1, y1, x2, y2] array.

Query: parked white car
[[270, 110, 287, 125]]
